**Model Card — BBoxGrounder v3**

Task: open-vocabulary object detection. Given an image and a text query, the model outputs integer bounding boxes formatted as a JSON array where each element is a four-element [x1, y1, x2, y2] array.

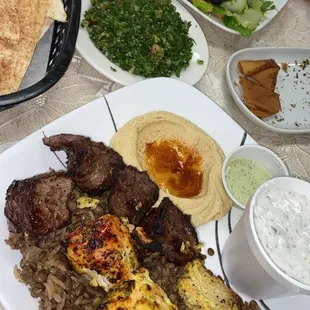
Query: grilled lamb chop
[[4, 171, 73, 236], [43, 134, 125, 193], [108, 165, 159, 225], [133, 197, 201, 265]]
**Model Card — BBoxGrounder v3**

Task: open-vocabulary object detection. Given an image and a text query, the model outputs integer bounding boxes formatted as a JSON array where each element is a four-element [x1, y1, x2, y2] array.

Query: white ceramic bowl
[[77, 0, 209, 86], [179, 0, 288, 35], [222, 144, 289, 209], [223, 176, 310, 299]]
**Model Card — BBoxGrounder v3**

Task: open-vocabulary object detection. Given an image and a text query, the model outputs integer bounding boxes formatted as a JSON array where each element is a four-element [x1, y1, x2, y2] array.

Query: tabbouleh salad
[[82, 0, 195, 78]]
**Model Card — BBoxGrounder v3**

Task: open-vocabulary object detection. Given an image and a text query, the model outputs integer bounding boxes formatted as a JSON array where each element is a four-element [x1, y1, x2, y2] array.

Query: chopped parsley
[[82, 0, 194, 77], [197, 59, 204, 65]]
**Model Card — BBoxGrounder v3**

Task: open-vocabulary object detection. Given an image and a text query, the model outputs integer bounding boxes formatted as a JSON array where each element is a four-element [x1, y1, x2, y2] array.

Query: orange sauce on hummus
[[145, 139, 203, 198]]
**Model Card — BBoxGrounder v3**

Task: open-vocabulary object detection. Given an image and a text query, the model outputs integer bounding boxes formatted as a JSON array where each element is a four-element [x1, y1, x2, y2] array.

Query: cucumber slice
[[235, 8, 263, 29], [248, 0, 263, 10], [222, 0, 247, 13]]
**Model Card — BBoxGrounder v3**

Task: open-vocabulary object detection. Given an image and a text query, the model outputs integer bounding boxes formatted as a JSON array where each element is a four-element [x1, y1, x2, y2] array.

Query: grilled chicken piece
[[108, 165, 159, 225], [177, 259, 243, 310], [64, 214, 139, 292], [43, 134, 125, 193], [134, 198, 202, 265], [4, 171, 73, 236], [98, 267, 178, 310]]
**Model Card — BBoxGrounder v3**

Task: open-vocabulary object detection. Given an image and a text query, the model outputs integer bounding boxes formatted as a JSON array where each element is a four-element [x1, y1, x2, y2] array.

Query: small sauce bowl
[[222, 144, 289, 209]]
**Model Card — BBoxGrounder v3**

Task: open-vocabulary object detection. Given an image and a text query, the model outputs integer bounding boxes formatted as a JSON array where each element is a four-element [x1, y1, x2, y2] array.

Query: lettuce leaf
[[191, 0, 276, 37], [260, 1, 276, 13], [223, 15, 253, 37], [192, 0, 213, 13]]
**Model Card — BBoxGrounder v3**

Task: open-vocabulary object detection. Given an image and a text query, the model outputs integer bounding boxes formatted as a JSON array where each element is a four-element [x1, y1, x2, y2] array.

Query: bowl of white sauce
[[222, 176, 310, 299], [222, 144, 289, 209]]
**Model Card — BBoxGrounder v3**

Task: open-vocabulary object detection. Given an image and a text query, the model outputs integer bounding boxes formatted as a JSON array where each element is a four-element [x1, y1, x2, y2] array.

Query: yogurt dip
[[254, 187, 310, 286], [225, 158, 272, 205]]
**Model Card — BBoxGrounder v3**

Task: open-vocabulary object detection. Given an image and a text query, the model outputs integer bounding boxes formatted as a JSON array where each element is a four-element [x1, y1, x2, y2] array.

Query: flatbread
[[40, 0, 67, 39], [47, 0, 67, 22], [39, 18, 54, 39], [0, 0, 49, 95], [0, 0, 20, 43]]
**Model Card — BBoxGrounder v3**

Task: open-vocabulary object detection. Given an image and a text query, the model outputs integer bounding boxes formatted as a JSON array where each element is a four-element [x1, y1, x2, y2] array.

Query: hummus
[[110, 111, 232, 227]]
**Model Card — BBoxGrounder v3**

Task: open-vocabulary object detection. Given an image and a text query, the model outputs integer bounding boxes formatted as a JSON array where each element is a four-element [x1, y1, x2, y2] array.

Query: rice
[[5, 189, 188, 309]]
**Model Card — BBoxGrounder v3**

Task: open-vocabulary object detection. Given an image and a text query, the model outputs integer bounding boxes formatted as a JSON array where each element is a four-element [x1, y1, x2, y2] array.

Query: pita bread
[[47, 0, 67, 22], [238, 59, 279, 76], [0, 0, 20, 43], [0, 0, 49, 95], [40, 0, 67, 39], [40, 18, 54, 39]]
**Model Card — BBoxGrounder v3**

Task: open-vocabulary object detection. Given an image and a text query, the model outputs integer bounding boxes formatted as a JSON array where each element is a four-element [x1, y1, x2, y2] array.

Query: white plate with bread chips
[[226, 47, 310, 134], [0, 0, 80, 107]]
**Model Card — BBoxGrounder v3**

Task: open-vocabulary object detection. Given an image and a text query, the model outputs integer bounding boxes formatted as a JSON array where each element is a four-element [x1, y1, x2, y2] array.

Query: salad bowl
[[179, 0, 288, 37]]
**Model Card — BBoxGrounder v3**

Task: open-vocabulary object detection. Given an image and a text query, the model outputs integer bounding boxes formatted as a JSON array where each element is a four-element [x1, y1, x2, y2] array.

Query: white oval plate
[[179, 0, 288, 35], [226, 47, 310, 134], [76, 0, 209, 86]]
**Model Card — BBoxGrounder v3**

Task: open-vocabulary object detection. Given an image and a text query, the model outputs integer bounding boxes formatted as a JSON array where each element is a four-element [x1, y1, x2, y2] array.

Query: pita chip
[[251, 67, 280, 92], [238, 59, 279, 77], [0, 0, 20, 43], [240, 77, 281, 119]]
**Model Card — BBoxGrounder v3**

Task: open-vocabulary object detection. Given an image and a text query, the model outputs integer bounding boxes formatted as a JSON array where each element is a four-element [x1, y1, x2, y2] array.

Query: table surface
[[0, 0, 309, 309]]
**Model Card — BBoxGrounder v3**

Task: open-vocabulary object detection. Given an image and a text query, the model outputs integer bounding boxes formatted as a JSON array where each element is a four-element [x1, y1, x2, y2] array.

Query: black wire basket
[[0, 0, 81, 108]]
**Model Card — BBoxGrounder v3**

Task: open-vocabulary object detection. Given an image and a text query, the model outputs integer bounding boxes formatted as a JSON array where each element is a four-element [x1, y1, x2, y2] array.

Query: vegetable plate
[[179, 0, 288, 37]]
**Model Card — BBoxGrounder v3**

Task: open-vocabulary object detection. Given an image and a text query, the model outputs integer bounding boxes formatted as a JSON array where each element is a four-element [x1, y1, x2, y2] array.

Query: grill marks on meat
[[134, 198, 201, 265], [4, 171, 73, 236], [42, 134, 125, 193], [5, 134, 201, 267], [64, 214, 139, 292], [108, 166, 159, 225]]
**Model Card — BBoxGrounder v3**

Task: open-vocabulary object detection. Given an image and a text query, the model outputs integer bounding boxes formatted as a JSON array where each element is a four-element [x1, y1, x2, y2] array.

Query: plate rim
[[226, 46, 310, 134], [76, 0, 209, 86]]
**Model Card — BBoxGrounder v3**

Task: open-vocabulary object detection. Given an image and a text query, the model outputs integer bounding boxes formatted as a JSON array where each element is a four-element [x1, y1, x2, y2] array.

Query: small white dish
[[76, 0, 209, 86], [222, 144, 289, 209], [226, 47, 310, 134], [179, 0, 288, 35]]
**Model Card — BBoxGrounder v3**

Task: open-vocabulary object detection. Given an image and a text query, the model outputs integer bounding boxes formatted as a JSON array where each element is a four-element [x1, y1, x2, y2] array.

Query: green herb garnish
[[82, 0, 194, 77], [110, 67, 117, 72], [197, 59, 204, 65]]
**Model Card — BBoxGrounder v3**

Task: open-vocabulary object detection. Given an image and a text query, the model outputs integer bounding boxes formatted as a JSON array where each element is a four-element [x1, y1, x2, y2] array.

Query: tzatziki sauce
[[254, 187, 310, 286]]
